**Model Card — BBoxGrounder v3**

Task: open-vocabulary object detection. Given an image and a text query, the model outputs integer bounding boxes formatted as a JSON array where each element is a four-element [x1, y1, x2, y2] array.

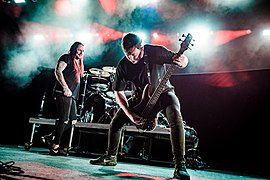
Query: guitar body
[[131, 84, 160, 131]]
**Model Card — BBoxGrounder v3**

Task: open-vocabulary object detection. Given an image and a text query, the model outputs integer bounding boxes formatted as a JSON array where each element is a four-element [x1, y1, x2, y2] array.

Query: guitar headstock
[[178, 33, 194, 55]]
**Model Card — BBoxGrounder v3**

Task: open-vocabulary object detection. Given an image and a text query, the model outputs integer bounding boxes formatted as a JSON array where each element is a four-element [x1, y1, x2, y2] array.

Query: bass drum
[[81, 93, 114, 123]]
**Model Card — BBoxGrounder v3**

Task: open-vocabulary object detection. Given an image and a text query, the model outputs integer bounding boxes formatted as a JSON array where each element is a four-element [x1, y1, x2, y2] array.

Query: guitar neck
[[141, 33, 193, 116], [144, 63, 177, 111]]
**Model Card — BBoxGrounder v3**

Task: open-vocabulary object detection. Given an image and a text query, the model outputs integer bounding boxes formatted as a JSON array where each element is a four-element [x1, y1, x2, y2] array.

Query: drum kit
[[78, 66, 119, 123]]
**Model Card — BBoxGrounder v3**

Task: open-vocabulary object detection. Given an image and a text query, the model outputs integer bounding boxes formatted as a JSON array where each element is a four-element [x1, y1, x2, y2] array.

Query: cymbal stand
[[78, 72, 90, 122]]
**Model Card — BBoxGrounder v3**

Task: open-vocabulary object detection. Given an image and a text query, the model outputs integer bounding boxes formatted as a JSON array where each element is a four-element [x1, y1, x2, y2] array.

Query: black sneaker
[[173, 163, 190, 180], [89, 154, 117, 166], [49, 147, 68, 156]]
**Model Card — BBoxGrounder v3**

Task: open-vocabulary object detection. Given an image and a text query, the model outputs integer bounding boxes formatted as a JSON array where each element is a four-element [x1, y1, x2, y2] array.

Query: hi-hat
[[89, 68, 110, 77], [102, 66, 116, 73]]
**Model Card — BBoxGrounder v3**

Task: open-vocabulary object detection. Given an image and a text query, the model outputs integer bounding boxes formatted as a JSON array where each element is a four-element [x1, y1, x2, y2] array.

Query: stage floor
[[0, 145, 268, 180]]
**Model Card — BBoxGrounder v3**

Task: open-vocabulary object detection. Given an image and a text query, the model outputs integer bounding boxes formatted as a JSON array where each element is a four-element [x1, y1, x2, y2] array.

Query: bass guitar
[[131, 33, 193, 131]]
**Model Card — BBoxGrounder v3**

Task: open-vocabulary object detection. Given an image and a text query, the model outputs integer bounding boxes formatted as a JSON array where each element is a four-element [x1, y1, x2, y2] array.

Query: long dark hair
[[69, 41, 84, 58]]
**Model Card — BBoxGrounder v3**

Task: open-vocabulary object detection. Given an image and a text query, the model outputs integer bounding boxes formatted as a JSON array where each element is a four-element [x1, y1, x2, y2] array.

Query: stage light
[[14, 0, 25, 3], [185, 25, 213, 49], [214, 29, 252, 46], [262, 29, 270, 36], [152, 32, 158, 39], [246, 29, 252, 34]]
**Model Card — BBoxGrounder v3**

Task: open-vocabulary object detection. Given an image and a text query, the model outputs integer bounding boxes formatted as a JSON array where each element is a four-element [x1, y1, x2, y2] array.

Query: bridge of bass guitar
[[135, 117, 158, 132]]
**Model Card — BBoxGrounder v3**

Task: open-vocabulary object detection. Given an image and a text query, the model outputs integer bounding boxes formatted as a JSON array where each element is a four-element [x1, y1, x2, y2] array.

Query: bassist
[[90, 32, 190, 180]]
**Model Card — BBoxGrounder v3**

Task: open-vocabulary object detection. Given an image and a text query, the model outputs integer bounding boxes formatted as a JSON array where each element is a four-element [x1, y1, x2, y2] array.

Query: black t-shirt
[[53, 54, 81, 100], [113, 44, 175, 96]]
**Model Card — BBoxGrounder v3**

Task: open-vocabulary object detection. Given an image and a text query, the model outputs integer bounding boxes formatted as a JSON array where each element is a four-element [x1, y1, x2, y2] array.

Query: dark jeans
[[53, 95, 77, 145], [107, 90, 186, 166]]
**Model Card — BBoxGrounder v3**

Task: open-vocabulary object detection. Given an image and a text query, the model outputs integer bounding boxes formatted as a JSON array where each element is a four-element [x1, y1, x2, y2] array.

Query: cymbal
[[89, 68, 110, 77], [102, 66, 116, 73], [89, 68, 102, 75], [89, 83, 108, 91]]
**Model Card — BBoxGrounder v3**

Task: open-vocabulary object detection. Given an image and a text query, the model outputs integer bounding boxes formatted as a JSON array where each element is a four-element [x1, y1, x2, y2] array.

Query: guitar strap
[[144, 54, 152, 85]]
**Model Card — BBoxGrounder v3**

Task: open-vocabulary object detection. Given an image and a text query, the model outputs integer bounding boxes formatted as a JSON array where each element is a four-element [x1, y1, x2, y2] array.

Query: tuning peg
[[179, 34, 186, 41], [188, 43, 195, 50]]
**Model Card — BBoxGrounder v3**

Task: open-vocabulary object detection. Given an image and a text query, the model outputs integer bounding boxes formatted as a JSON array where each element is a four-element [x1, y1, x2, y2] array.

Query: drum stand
[[78, 72, 93, 123]]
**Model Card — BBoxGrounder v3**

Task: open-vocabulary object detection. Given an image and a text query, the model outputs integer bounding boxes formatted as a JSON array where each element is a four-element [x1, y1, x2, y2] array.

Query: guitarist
[[90, 32, 190, 180]]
